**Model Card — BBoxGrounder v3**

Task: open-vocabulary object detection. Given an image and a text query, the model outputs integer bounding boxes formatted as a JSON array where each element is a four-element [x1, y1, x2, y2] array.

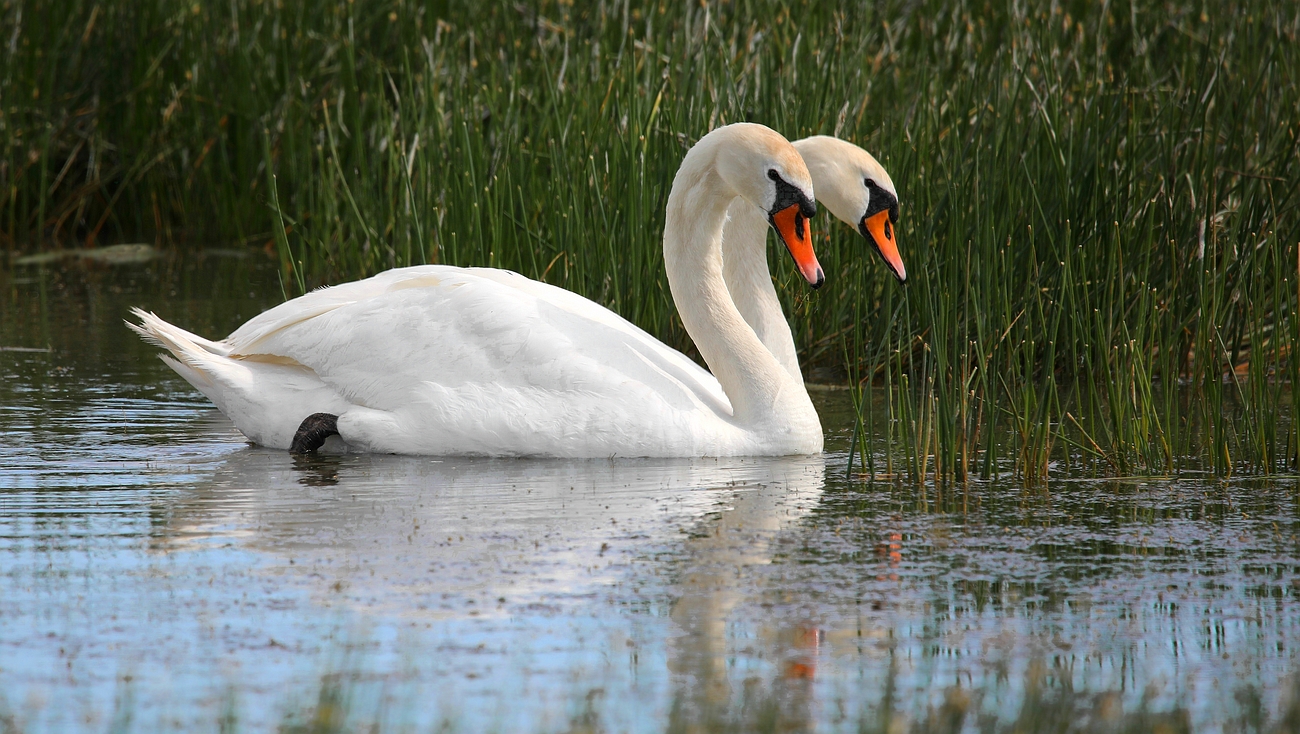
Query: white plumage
[[134, 265, 742, 455]]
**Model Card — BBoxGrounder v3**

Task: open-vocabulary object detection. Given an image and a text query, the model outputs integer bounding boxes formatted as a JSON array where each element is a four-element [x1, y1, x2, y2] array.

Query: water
[[1, 256, 1298, 733]]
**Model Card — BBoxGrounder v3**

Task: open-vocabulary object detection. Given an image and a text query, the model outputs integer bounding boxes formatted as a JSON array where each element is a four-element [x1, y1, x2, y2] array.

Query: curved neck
[[663, 157, 797, 423], [720, 197, 803, 384]]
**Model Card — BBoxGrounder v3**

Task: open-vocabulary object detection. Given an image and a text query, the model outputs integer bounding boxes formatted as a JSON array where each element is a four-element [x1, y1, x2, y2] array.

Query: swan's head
[[708, 123, 824, 288], [794, 136, 906, 283]]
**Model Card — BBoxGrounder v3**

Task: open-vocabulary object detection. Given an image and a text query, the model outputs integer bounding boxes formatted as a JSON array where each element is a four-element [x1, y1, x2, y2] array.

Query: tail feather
[[128, 308, 233, 361], [129, 307, 352, 449], [129, 308, 245, 403]]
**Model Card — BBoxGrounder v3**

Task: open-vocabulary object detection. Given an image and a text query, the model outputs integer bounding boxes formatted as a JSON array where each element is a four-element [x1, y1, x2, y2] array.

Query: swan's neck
[[720, 197, 803, 384], [664, 164, 803, 423]]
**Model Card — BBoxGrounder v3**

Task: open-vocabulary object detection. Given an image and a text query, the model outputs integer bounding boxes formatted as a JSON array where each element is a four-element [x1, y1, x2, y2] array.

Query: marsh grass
[[3, 0, 1298, 477]]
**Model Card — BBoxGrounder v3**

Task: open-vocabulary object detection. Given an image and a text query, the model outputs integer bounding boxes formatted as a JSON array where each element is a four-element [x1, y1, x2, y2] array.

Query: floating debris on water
[[12, 243, 160, 266]]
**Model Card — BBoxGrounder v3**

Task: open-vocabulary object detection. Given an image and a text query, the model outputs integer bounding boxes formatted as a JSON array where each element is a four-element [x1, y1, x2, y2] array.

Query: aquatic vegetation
[[3, 0, 1297, 476], [849, 0, 1300, 479]]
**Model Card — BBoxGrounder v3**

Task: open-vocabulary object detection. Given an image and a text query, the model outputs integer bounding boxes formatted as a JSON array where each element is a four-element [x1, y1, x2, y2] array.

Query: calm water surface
[[1, 256, 1298, 732]]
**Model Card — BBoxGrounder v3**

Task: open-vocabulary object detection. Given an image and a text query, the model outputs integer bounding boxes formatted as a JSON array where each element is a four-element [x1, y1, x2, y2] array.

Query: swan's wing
[[223, 266, 732, 418], [224, 266, 457, 352], [458, 267, 730, 408]]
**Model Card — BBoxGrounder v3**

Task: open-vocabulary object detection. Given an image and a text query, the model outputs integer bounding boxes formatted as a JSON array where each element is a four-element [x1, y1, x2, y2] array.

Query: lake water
[[2, 255, 1298, 732]]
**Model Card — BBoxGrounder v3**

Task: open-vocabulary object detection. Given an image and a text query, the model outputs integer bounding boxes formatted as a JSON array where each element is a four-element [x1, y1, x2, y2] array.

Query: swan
[[131, 123, 827, 458], [721, 135, 906, 382]]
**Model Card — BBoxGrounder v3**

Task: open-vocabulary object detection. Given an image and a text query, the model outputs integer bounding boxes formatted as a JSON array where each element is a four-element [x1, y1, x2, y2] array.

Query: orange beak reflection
[[862, 210, 906, 283], [771, 204, 824, 288]]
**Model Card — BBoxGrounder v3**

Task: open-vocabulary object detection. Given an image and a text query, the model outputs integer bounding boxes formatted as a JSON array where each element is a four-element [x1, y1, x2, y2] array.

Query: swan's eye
[[864, 178, 874, 189], [768, 169, 780, 181]]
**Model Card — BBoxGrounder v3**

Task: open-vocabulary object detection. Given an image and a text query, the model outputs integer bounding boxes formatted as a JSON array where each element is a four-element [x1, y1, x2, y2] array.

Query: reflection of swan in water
[[152, 442, 827, 729], [666, 457, 826, 729], [159, 447, 826, 623]]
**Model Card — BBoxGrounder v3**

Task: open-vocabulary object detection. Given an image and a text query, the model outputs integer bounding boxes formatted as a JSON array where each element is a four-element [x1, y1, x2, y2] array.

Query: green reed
[[2, 0, 1297, 477], [834, 1, 1300, 481]]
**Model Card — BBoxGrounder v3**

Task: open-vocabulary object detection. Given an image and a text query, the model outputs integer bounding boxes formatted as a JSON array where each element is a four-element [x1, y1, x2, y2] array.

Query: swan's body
[[132, 124, 825, 457], [721, 135, 906, 381]]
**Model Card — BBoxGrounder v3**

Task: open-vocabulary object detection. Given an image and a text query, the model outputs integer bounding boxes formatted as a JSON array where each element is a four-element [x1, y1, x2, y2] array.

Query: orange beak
[[862, 210, 906, 283], [770, 204, 824, 288]]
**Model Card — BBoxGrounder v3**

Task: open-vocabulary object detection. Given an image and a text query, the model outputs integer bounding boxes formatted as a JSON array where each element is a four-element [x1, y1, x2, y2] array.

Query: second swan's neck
[[662, 147, 801, 423], [720, 196, 803, 384]]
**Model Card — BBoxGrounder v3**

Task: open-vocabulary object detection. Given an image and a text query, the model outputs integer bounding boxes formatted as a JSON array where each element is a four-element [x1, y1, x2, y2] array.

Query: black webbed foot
[[290, 413, 340, 454]]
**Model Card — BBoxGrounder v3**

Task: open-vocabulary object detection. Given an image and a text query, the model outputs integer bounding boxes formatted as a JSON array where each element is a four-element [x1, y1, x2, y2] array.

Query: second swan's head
[[793, 135, 906, 284], [707, 123, 824, 288]]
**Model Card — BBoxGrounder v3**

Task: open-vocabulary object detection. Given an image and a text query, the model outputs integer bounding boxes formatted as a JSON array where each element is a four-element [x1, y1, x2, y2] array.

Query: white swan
[[722, 135, 906, 382], [131, 123, 826, 458]]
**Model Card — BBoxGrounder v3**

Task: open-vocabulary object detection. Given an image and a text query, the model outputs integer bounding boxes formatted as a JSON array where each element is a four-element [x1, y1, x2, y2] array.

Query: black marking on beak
[[863, 179, 899, 224], [767, 170, 816, 221]]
